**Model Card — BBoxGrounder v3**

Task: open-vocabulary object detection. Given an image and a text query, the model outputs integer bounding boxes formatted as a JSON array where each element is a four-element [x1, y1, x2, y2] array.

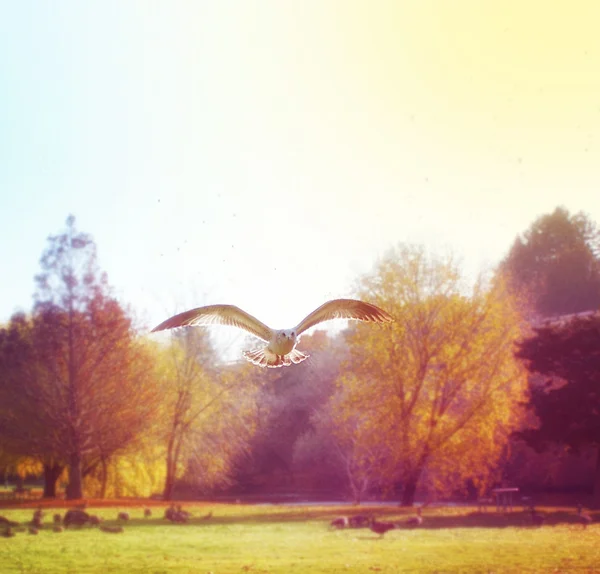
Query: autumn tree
[[330, 245, 528, 506], [0, 216, 159, 499], [500, 207, 600, 317], [0, 312, 67, 496], [516, 313, 600, 508], [154, 328, 258, 500]]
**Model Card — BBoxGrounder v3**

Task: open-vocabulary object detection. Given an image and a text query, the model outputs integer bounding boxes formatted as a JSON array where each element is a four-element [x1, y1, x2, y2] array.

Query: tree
[[330, 245, 528, 506], [500, 207, 600, 317], [516, 313, 600, 508], [0, 312, 67, 497], [235, 331, 342, 493], [0, 216, 160, 499], [298, 386, 390, 504], [154, 329, 258, 500]]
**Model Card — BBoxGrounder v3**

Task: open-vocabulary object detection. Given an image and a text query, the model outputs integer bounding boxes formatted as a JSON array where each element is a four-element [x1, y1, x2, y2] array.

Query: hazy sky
[[2, 1, 600, 347]]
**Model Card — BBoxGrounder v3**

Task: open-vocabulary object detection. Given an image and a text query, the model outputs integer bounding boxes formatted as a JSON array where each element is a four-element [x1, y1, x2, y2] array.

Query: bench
[[492, 487, 519, 512]]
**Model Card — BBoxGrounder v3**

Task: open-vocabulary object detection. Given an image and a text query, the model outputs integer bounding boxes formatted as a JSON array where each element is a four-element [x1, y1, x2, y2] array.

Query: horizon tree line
[[1, 207, 600, 506]]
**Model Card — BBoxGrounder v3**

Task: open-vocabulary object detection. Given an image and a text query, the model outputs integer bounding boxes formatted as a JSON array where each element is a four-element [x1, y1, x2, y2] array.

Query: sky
[[1, 1, 600, 353]]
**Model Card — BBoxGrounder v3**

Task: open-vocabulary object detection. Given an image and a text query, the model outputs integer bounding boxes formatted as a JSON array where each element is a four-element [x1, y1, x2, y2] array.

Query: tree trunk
[[592, 445, 600, 509], [43, 462, 63, 498], [163, 469, 175, 501], [66, 451, 83, 500], [400, 470, 423, 507], [350, 480, 362, 505], [100, 457, 108, 499], [163, 424, 186, 501], [163, 440, 176, 501]]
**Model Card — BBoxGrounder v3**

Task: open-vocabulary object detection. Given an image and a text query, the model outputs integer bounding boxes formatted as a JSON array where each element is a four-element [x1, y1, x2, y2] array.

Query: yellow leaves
[[15, 457, 43, 478], [328, 244, 529, 495], [147, 333, 260, 493], [83, 447, 167, 498]]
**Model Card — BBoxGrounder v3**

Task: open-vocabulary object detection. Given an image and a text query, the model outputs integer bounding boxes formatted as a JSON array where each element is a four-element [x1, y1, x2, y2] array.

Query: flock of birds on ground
[[0, 502, 595, 540], [527, 503, 593, 529], [327, 504, 596, 538], [0, 503, 213, 538], [329, 507, 424, 538]]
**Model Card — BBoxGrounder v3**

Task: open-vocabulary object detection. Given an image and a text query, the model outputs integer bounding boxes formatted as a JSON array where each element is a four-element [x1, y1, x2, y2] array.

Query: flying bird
[[152, 298, 394, 368]]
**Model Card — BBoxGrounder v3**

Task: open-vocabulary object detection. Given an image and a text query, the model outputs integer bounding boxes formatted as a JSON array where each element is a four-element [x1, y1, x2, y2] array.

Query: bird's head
[[277, 330, 297, 342]]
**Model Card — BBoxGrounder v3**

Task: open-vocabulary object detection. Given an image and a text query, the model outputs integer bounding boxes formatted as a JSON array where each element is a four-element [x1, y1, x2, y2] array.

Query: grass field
[[1, 502, 599, 573]]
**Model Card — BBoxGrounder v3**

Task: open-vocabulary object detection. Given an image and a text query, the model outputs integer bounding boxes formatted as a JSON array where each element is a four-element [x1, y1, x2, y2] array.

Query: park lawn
[[1, 503, 599, 573]]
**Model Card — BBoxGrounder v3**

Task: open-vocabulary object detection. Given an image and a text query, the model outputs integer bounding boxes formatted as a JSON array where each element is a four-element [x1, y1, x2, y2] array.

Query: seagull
[[152, 298, 394, 368]]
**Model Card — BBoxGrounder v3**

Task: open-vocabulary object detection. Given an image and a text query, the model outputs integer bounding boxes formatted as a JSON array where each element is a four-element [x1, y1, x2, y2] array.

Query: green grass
[[1, 503, 599, 573]]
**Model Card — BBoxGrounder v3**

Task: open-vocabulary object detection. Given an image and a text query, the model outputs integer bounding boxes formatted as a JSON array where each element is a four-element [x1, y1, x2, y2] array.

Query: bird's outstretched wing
[[151, 305, 272, 342], [294, 299, 394, 336]]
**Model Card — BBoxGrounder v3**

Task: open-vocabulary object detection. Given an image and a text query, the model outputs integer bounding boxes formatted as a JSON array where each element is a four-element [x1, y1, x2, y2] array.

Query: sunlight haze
[[2, 1, 600, 352]]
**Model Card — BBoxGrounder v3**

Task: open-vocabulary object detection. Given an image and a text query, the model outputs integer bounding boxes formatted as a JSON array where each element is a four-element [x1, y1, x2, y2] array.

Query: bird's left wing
[[151, 304, 272, 342], [294, 299, 394, 336]]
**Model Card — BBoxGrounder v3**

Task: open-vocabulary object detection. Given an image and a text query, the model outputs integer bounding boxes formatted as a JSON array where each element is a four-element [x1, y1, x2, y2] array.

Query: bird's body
[[330, 516, 349, 529], [530, 508, 545, 527], [164, 505, 176, 521], [31, 507, 43, 529], [404, 507, 423, 527], [152, 299, 394, 368], [165, 504, 190, 523], [370, 518, 396, 538], [348, 514, 370, 528], [577, 504, 592, 528], [31, 516, 42, 529], [63, 509, 91, 528]]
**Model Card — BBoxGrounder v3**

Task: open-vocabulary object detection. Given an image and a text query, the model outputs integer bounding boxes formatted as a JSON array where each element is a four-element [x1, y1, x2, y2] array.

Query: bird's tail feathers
[[243, 347, 309, 368], [243, 348, 272, 367], [288, 348, 309, 364]]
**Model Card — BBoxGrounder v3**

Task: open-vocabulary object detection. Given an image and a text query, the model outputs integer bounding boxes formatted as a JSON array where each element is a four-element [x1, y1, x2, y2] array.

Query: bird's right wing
[[151, 304, 272, 343]]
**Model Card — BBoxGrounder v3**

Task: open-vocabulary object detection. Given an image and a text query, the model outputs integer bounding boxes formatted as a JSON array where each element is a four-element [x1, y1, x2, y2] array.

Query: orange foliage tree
[[327, 245, 529, 506], [0, 216, 160, 499]]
